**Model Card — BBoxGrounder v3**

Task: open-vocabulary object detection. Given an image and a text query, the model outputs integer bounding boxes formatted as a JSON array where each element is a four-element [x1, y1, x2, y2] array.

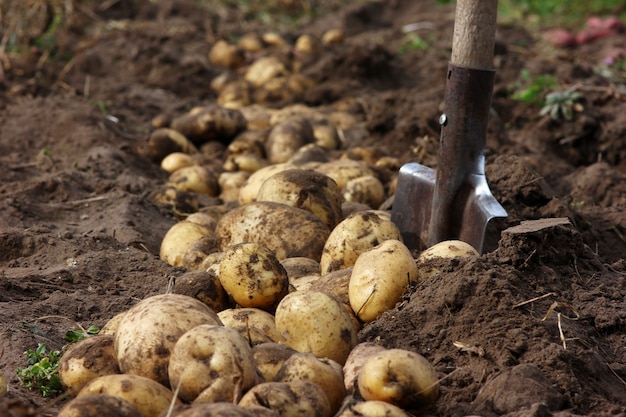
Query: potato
[[252, 342, 298, 382], [161, 152, 196, 174], [216, 201, 330, 261], [238, 381, 331, 417], [59, 335, 120, 397], [171, 105, 247, 145], [181, 237, 221, 270], [167, 165, 220, 196], [224, 153, 269, 173], [77, 374, 180, 417], [308, 268, 351, 307], [168, 325, 257, 403], [58, 394, 143, 417], [342, 176, 385, 209], [169, 402, 255, 417], [336, 400, 411, 417], [311, 120, 342, 150], [228, 325, 274, 346], [218, 80, 253, 109], [322, 28, 344, 45], [238, 163, 296, 205], [274, 290, 357, 365], [287, 143, 330, 166], [218, 308, 281, 343], [262, 32, 288, 48], [149, 185, 200, 217], [185, 211, 219, 231], [314, 160, 374, 191], [254, 76, 292, 104], [239, 105, 275, 131], [256, 169, 343, 230], [100, 311, 126, 336], [244, 56, 289, 88], [275, 352, 345, 414], [137, 128, 198, 163], [342, 342, 387, 394], [415, 240, 479, 281], [349, 239, 418, 323], [286, 74, 315, 96], [114, 294, 223, 386], [357, 349, 439, 410], [219, 171, 250, 202], [265, 117, 315, 164], [219, 242, 289, 310], [280, 257, 320, 281], [320, 210, 402, 274], [160, 220, 215, 267], [268, 104, 313, 126], [174, 270, 231, 313], [294, 34, 321, 55], [209, 40, 245, 70], [238, 33, 265, 52]]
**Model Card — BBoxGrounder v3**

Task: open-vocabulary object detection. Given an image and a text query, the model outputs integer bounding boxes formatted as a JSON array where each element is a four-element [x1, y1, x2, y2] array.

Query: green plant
[[65, 325, 100, 342], [540, 87, 581, 120], [512, 69, 558, 106], [498, 0, 624, 28], [16, 343, 63, 397], [398, 33, 431, 53]]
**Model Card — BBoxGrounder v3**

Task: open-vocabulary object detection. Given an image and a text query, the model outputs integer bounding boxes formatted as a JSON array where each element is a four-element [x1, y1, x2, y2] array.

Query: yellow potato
[[100, 312, 126, 336], [415, 240, 479, 281], [252, 342, 298, 382], [238, 33, 265, 52], [59, 335, 120, 397], [322, 28, 344, 45], [336, 400, 411, 417], [58, 394, 143, 417], [160, 220, 214, 267], [315, 159, 374, 190], [342, 342, 387, 394], [238, 163, 296, 205], [77, 374, 180, 417], [181, 236, 221, 271], [342, 175, 385, 209], [174, 270, 231, 313], [287, 143, 330, 166], [239, 381, 331, 417], [218, 308, 281, 343], [219, 171, 250, 202], [137, 128, 198, 163], [168, 325, 257, 403], [349, 239, 418, 323], [209, 40, 245, 70], [167, 164, 220, 196], [161, 152, 196, 173], [169, 402, 255, 417], [280, 257, 320, 281], [274, 290, 357, 365], [265, 117, 315, 164], [170, 105, 247, 145], [244, 56, 289, 88]]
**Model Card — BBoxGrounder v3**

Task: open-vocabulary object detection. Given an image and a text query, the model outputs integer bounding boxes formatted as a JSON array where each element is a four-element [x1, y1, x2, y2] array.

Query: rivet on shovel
[[391, 0, 507, 254]]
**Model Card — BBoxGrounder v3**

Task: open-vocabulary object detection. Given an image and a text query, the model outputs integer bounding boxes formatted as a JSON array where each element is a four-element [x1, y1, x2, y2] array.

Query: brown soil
[[1, 1, 625, 416]]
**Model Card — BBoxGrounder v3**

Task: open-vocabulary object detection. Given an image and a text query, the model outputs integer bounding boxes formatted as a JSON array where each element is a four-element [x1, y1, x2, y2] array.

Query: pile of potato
[[56, 28, 483, 417]]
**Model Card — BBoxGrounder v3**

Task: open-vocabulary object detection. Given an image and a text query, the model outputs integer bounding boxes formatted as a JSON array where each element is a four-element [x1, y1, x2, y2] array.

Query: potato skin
[[59, 335, 120, 397], [160, 221, 215, 267], [238, 381, 332, 417], [218, 308, 282, 343], [170, 105, 247, 145], [174, 270, 231, 313], [342, 342, 387, 394], [336, 400, 412, 417], [265, 117, 315, 164], [114, 294, 223, 387], [215, 201, 330, 261], [252, 342, 298, 382], [167, 402, 255, 417], [58, 394, 143, 417]]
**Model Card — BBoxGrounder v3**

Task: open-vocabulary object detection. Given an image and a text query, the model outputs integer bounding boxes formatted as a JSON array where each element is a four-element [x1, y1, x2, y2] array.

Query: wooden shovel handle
[[451, 0, 498, 69]]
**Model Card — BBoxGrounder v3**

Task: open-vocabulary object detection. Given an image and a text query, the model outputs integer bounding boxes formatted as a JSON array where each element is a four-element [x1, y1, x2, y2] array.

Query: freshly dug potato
[[357, 349, 439, 410], [215, 201, 330, 261], [239, 104, 275, 131], [77, 374, 179, 417], [289, 274, 320, 292], [238, 33, 265, 52], [256, 169, 343, 230], [268, 104, 313, 126], [311, 120, 342, 150], [238, 163, 296, 205], [59, 335, 120, 397], [209, 40, 245, 70], [168, 325, 257, 403], [342, 342, 387, 394], [228, 325, 274, 346], [274, 290, 357, 365], [335, 400, 411, 417], [114, 294, 223, 386], [217, 79, 253, 108], [315, 159, 374, 190], [167, 165, 220, 196], [137, 128, 198, 163], [218, 308, 281, 343], [294, 34, 321, 55], [219, 242, 289, 310], [275, 352, 345, 414], [100, 311, 126, 336], [265, 117, 315, 164], [252, 342, 298, 382], [287, 143, 330, 165], [168, 402, 255, 417], [254, 76, 292, 104], [161, 152, 200, 174], [149, 185, 200, 216], [320, 210, 402, 273], [322, 28, 344, 45], [174, 270, 231, 313], [160, 220, 215, 267], [244, 56, 289, 88], [342, 175, 385, 209], [349, 239, 418, 323], [415, 240, 479, 281], [239, 381, 332, 417], [219, 171, 250, 202], [58, 394, 143, 417], [280, 257, 320, 281], [171, 105, 247, 145], [308, 268, 352, 307], [185, 211, 219, 231], [181, 236, 221, 271], [262, 32, 288, 47], [224, 153, 269, 173]]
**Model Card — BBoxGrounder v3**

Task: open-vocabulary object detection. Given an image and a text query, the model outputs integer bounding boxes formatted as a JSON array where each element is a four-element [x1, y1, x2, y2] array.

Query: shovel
[[391, 0, 507, 254]]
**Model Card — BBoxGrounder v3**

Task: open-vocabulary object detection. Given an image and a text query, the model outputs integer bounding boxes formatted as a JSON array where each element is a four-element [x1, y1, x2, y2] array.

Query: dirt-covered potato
[[174, 270, 231, 313], [322, 28, 344, 45], [238, 381, 332, 417], [280, 257, 320, 281], [167, 164, 220, 196], [349, 239, 418, 323], [238, 163, 296, 205], [219, 242, 289, 310], [287, 143, 330, 165], [137, 128, 198, 163], [256, 169, 343, 230], [161, 152, 197, 174], [311, 119, 342, 151], [308, 268, 351, 306], [100, 312, 126, 336], [168, 402, 256, 417], [149, 185, 200, 217], [415, 240, 479, 281], [320, 210, 402, 273], [217, 79, 253, 109], [219, 171, 251, 202], [244, 56, 289, 88], [168, 325, 257, 403], [218, 308, 281, 343], [180, 236, 221, 270], [58, 394, 143, 417], [215, 201, 330, 261], [315, 160, 374, 190], [114, 294, 223, 387], [342, 342, 387, 394], [335, 400, 411, 417], [342, 175, 385, 209], [252, 342, 298, 383], [209, 40, 245, 70], [238, 32, 265, 52], [171, 105, 247, 145], [357, 349, 439, 410], [59, 335, 120, 397], [265, 117, 315, 164], [77, 374, 180, 417], [274, 290, 357, 365], [275, 352, 345, 414], [160, 220, 215, 267]]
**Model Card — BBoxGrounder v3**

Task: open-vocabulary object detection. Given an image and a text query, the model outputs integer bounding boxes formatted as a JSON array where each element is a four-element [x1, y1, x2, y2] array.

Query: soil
[[1, 1, 625, 416]]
